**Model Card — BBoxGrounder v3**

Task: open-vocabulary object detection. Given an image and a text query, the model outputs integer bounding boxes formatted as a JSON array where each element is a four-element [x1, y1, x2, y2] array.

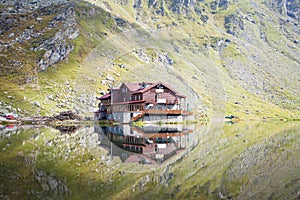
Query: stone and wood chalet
[[94, 82, 193, 123]]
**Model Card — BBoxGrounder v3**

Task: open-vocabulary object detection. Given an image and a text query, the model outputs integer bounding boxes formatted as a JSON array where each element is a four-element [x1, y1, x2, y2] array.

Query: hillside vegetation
[[0, 0, 299, 120]]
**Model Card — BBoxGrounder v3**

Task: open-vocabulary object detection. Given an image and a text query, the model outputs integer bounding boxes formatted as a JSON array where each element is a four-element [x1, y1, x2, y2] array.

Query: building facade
[[95, 82, 193, 123]]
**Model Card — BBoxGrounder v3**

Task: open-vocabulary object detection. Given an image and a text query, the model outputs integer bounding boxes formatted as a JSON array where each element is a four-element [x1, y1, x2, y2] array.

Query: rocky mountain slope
[[0, 0, 299, 120]]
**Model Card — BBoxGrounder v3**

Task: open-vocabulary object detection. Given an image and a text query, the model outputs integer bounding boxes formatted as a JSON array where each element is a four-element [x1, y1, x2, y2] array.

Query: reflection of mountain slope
[[52, 125, 80, 134], [95, 124, 195, 164], [129, 122, 300, 200], [220, 129, 300, 199]]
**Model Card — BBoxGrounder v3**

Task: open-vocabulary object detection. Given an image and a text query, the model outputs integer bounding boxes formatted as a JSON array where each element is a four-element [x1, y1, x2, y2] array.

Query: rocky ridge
[[271, 0, 300, 21], [36, 3, 78, 71], [0, 0, 299, 119], [0, 0, 67, 11], [0, 0, 78, 75]]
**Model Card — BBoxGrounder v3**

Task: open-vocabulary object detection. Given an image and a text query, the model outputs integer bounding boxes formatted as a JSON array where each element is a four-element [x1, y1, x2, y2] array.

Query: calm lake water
[[0, 121, 299, 199]]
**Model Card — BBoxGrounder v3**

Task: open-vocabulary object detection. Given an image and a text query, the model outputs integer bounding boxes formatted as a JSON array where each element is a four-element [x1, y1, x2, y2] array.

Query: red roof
[[122, 82, 141, 91], [132, 82, 157, 94], [98, 82, 186, 100], [132, 82, 186, 98], [98, 94, 111, 100], [111, 100, 146, 105]]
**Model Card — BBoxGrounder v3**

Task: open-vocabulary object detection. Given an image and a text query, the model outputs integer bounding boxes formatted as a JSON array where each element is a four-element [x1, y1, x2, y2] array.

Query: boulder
[[52, 110, 81, 121]]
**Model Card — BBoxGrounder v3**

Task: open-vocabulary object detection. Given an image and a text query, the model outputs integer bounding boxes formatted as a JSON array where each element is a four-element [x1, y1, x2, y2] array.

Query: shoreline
[[1, 117, 299, 126]]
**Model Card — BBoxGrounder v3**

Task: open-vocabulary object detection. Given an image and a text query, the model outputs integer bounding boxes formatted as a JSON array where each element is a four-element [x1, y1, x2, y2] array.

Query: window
[[122, 87, 127, 93]]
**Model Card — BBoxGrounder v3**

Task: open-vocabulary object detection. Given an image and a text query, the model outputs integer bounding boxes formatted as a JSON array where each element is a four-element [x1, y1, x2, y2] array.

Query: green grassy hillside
[[0, 0, 299, 120]]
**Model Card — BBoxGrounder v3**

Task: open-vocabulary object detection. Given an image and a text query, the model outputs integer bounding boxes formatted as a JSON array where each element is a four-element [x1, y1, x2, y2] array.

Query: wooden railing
[[131, 110, 193, 122], [144, 110, 183, 115], [147, 100, 179, 104], [131, 112, 145, 122]]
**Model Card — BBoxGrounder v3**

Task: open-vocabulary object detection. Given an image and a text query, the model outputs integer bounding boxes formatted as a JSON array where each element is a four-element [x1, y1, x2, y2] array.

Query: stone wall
[[143, 114, 183, 123], [112, 112, 140, 123]]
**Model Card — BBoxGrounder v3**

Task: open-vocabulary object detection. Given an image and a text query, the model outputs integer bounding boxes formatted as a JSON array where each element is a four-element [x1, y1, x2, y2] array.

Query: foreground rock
[[52, 110, 82, 121], [0, 110, 83, 125]]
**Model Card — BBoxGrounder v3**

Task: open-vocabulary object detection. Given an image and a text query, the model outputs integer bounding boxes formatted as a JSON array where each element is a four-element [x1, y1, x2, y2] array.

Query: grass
[[1, 0, 299, 121], [0, 1, 123, 116], [222, 42, 244, 59], [224, 84, 293, 120], [1, 1, 300, 199]]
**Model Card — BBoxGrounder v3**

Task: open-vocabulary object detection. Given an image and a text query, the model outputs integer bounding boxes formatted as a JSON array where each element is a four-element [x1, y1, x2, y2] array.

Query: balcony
[[147, 99, 179, 104], [156, 98, 166, 103], [145, 110, 193, 115], [144, 110, 183, 115], [155, 89, 164, 93]]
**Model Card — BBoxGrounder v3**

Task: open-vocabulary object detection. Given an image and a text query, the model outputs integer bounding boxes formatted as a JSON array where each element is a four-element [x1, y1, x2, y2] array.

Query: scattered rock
[[48, 95, 54, 100], [224, 14, 245, 36], [34, 169, 70, 198], [106, 76, 114, 81], [99, 90, 106, 95], [118, 63, 126, 68], [34, 101, 41, 107], [53, 110, 81, 121], [36, 17, 42, 22], [8, 33, 15, 38]]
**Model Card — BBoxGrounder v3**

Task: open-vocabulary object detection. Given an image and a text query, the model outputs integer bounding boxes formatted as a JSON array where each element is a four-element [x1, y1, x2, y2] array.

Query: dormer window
[[122, 87, 127, 93], [157, 84, 163, 89]]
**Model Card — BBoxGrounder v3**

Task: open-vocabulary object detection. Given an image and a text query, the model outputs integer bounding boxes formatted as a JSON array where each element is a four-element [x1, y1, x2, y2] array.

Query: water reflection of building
[[94, 125, 195, 164], [0, 124, 18, 140]]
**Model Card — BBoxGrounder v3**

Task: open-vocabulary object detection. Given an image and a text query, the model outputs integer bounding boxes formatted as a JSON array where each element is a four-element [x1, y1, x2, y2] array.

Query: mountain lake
[[0, 121, 299, 199]]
